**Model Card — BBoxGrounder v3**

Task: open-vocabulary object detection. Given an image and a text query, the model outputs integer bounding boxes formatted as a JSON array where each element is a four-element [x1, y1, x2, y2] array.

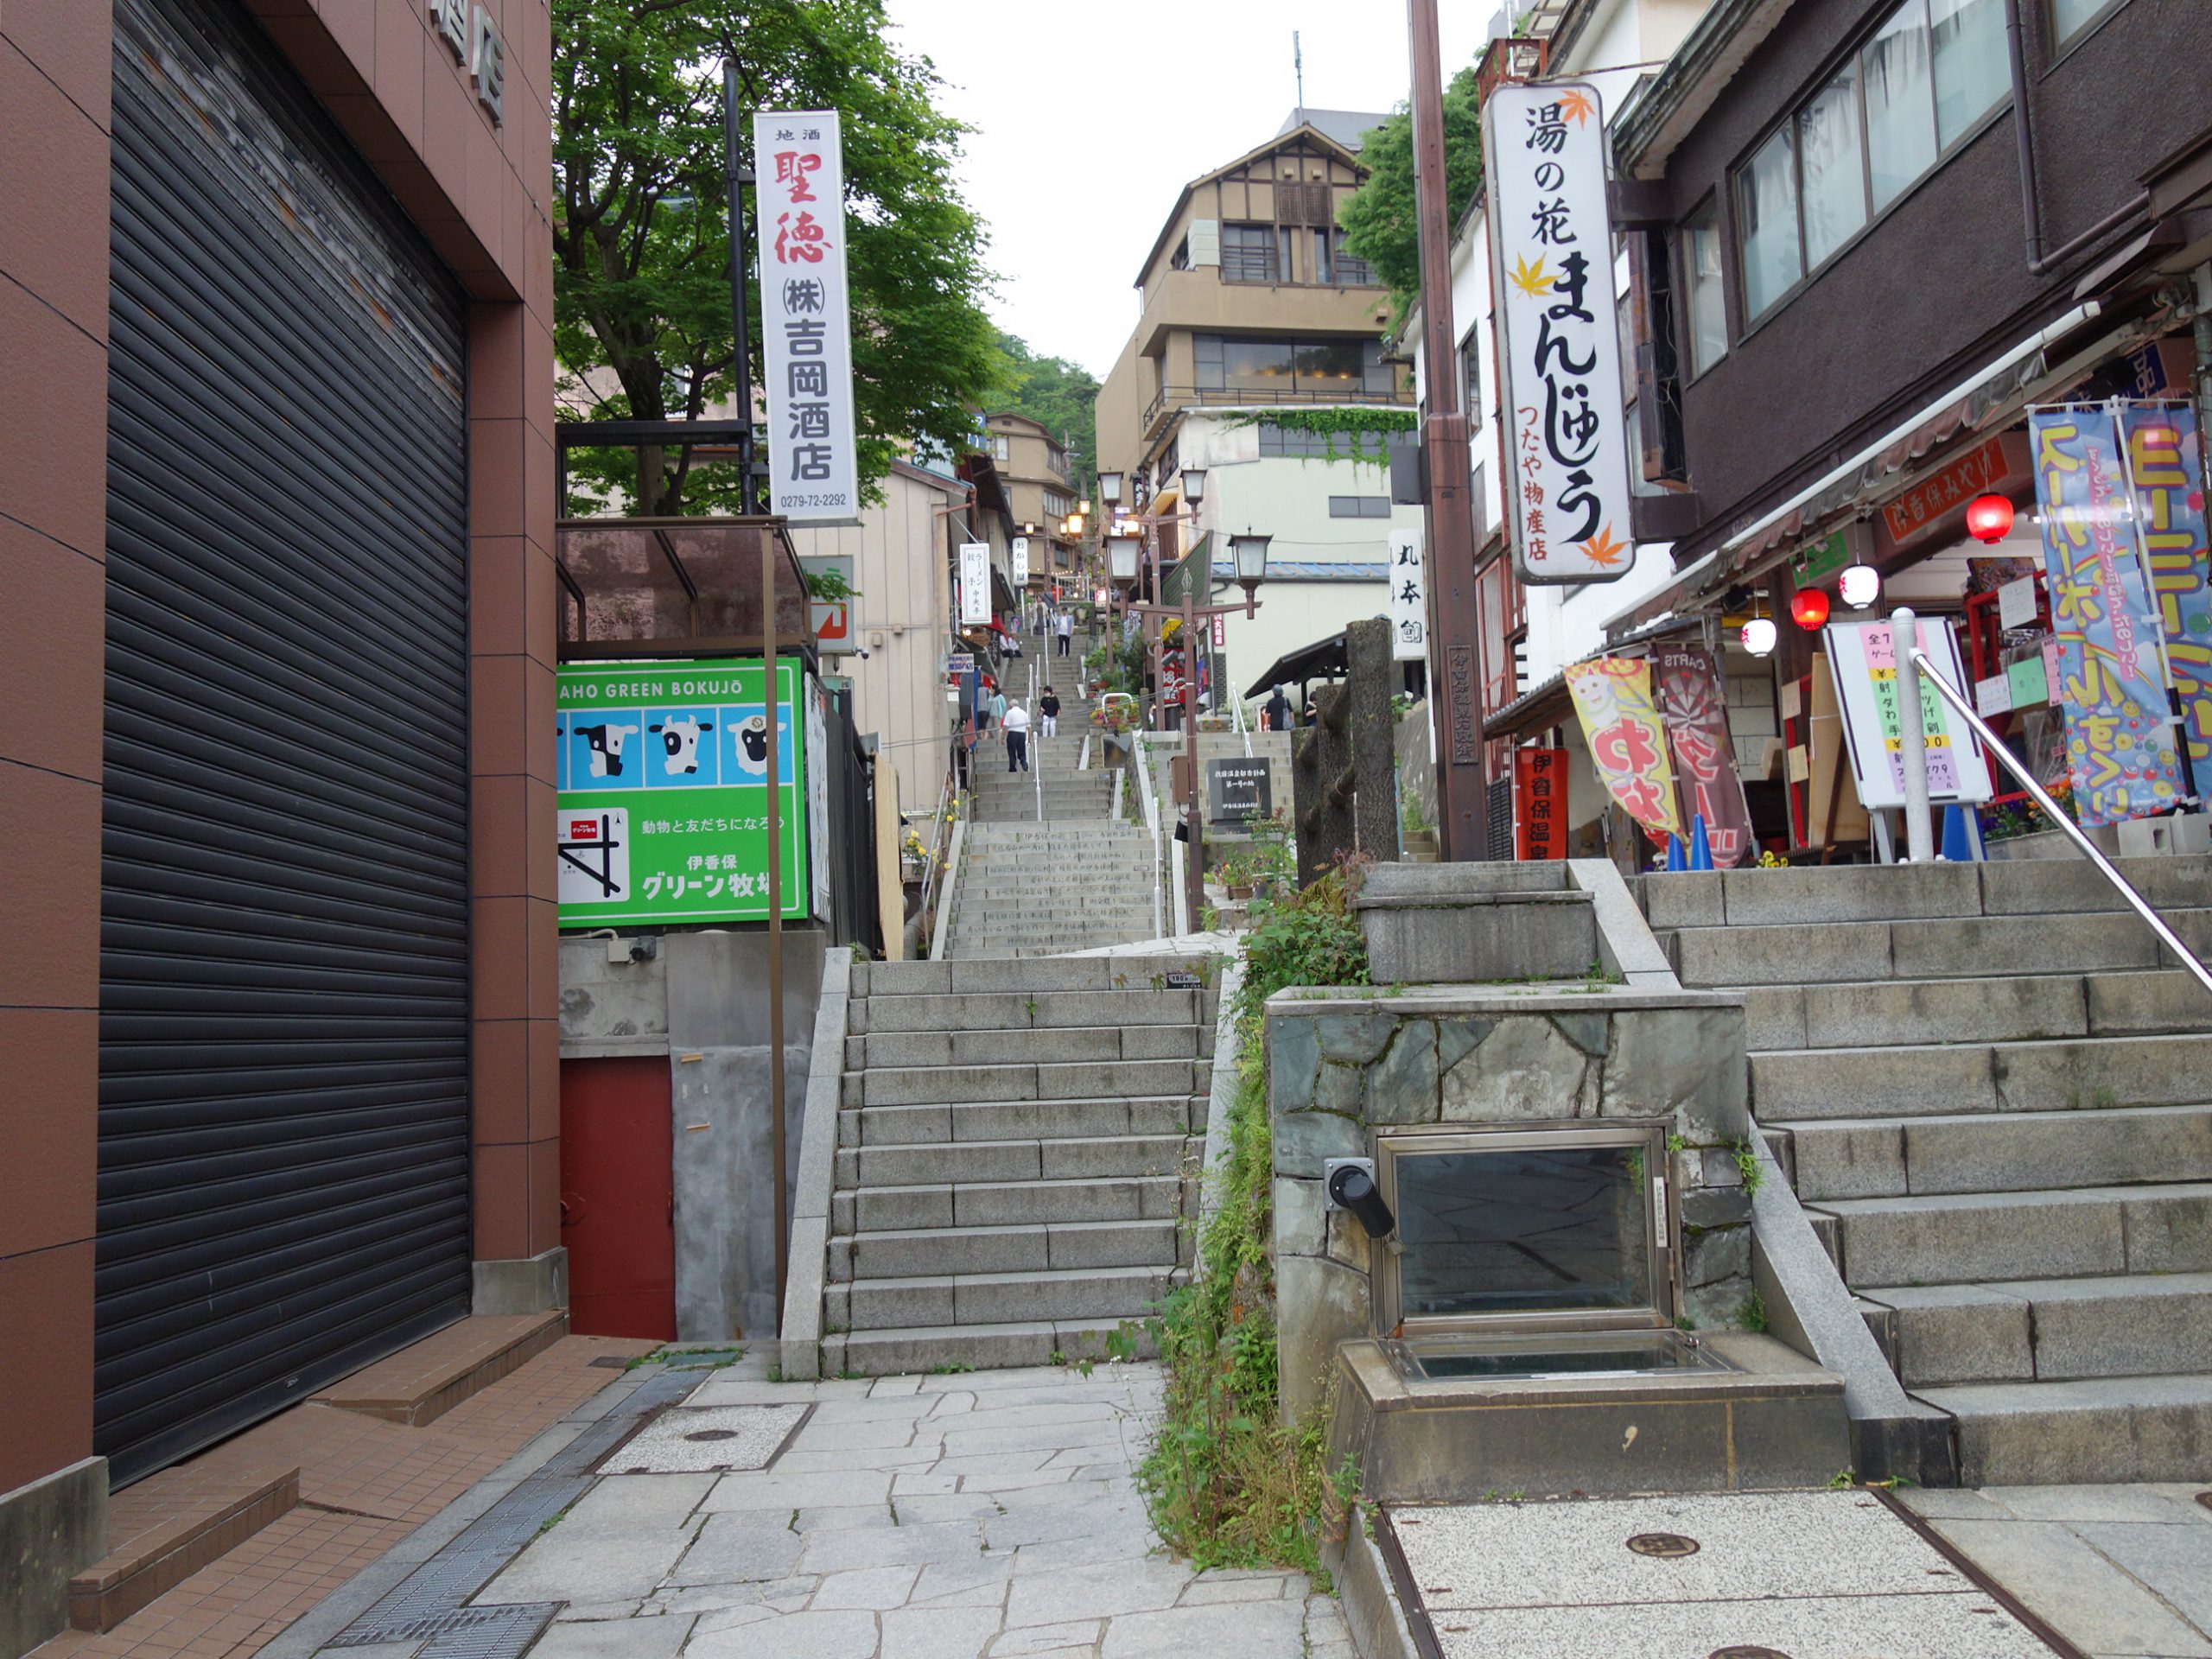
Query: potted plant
[[1217, 854, 1255, 900]]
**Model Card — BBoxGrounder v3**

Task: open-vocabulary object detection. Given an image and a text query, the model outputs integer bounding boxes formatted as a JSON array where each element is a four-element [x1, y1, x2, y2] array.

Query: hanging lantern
[[1789, 588, 1831, 630], [1839, 563, 1880, 610], [1965, 493, 2015, 544], [1740, 616, 1777, 658]]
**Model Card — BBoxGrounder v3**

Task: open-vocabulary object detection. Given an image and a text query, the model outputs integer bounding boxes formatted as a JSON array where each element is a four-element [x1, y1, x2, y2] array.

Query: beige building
[[982, 412, 1080, 586]]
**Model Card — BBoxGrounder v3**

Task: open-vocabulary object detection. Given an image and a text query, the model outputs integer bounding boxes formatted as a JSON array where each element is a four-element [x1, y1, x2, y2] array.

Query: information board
[[1208, 758, 1272, 825], [1822, 617, 1993, 809], [555, 658, 812, 925]]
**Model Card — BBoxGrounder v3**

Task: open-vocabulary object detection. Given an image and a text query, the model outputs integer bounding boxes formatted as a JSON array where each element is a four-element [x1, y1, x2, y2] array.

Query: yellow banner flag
[[1566, 657, 1683, 841]]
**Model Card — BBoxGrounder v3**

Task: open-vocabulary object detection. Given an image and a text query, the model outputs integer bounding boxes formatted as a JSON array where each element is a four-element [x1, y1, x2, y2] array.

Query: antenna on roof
[[1294, 30, 1304, 129]]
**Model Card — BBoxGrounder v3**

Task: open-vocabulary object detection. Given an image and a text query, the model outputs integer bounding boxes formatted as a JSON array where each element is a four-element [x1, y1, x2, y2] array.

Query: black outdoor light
[[1325, 1159, 1396, 1240]]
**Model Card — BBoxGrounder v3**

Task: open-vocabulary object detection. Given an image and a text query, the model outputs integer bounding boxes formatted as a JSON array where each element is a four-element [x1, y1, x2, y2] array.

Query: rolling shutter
[[99, 0, 474, 1484]]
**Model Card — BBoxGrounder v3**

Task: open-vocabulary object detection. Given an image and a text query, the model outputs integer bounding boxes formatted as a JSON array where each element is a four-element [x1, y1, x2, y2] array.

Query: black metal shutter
[[99, 0, 473, 1484]]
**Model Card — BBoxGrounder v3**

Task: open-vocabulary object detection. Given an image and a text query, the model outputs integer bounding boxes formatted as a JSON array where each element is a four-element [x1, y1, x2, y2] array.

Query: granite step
[[828, 1218, 1179, 1281], [838, 1096, 1199, 1147], [854, 987, 1205, 1032], [1804, 1181, 2212, 1288], [1914, 1372, 2212, 1484], [1665, 908, 2212, 988], [1774, 1103, 2212, 1201], [1740, 969, 2211, 1050], [831, 1262, 1184, 1331], [1859, 1271, 2212, 1388], [838, 1174, 1185, 1233], [1750, 1032, 2212, 1120], [835, 1132, 1192, 1188], [853, 1024, 1208, 1068], [826, 1317, 1160, 1377]]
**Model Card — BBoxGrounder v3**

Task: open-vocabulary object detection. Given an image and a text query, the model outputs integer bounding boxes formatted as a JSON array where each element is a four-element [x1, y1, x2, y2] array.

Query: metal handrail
[[1907, 646, 2212, 997], [915, 765, 959, 947]]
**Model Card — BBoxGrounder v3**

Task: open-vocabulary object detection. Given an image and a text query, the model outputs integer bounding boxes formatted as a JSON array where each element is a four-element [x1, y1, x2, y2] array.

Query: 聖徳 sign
[[1566, 658, 1681, 841], [555, 658, 813, 926], [1387, 527, 1427, 661], [1484, 81, 1633, 585], [756, 110, 860, 525]]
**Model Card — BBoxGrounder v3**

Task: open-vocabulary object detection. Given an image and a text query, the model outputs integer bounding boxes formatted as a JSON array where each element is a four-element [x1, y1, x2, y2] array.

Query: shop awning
[[1252, 631, 1350, 693], [556, 515, 813, 659]]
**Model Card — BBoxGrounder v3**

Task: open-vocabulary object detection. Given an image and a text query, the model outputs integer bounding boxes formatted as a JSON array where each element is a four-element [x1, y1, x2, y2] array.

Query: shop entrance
[[560, 1059, 677, 1340]]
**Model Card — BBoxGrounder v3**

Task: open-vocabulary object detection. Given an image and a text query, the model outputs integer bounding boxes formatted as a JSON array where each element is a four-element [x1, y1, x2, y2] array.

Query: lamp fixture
[[1740, 592, 1777, 658], [1098, 473, 1123, 505], [1229, 529, 1271, 616], [1839, 563, 1880, 609], [1181, 467, 1207, 505], [1789, 588, 1831, 630], [1966, 493, 2016, 544], [1106, 530, 1142, 583]]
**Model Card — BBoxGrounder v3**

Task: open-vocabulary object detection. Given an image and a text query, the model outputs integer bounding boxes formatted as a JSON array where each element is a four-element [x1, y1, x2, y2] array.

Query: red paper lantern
[[1965, 493, 2015, 544], [1789, 588, 1830, 630]]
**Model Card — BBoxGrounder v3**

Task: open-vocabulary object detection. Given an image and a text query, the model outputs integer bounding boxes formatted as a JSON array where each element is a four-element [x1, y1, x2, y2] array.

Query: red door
[[559, 1057, 676, 1338]]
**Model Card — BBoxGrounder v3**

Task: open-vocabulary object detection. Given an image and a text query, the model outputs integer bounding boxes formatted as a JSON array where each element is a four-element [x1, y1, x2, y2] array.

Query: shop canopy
[[556, 515, 812, 660]]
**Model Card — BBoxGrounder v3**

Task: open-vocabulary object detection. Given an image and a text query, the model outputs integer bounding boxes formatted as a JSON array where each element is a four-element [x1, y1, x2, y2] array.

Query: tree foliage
[[992, 333, 1100, 498], [554, 0, 1003, 515], [1334, 66, 1484, 335]]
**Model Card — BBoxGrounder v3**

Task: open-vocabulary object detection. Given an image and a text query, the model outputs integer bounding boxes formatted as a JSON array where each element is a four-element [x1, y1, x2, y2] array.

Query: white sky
[[880, 2, 1497, 378]]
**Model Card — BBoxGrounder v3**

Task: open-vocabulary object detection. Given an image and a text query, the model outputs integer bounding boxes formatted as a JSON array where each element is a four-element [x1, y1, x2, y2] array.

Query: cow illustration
[[650, 715, 713, 776], [573, 722, 638, 779], [734, 714, 772, 778]]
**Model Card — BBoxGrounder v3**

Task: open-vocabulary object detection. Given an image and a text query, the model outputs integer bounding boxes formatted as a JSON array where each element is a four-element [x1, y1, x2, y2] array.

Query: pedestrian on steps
[[988, 685, 1008, 742], [1055, 610, 1074, 657], [1002, 700, 1031, 772], [1265, 684, 1292, 732], [1039, 686, 1060, 739]]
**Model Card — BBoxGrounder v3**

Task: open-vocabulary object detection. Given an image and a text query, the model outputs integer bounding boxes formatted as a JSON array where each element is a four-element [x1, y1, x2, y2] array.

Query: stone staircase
[[968, 712, 1116, 824], [1641, 855, 2212, 1485], [822, 956, 1217, 1375], [941, 823, 1159, 957]]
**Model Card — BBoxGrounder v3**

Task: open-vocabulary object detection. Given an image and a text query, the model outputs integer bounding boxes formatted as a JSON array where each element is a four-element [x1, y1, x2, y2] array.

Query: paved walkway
[[473, 1354, 1349, 1659]]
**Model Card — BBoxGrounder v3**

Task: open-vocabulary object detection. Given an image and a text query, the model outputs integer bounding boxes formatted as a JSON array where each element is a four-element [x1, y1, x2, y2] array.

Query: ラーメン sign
[[1484, 81, 1633, 585], [756, 110, 859, 525], [958, 542, 992, 626], [554, 658, 814, 925]]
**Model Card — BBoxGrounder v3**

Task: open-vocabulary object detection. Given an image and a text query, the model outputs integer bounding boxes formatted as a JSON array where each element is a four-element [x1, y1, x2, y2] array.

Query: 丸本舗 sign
[[756, 110, 860, 525], [1566, 657, 1681, 840], [1387, 527, 1427, 661], [958, 542, 992, 626], [554, 658, 813, 925], [1484, 81, 1633, 585], [1652, 646, 1754, 868], [2030, 405, 2187, 825]]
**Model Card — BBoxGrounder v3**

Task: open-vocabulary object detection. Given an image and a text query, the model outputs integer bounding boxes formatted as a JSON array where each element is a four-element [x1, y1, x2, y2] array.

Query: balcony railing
[[1141, 382, 1413, 437]]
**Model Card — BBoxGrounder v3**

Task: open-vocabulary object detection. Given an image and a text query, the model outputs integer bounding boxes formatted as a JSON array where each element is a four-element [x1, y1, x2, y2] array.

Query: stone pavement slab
[[1425, 1593, 2051, 1659]]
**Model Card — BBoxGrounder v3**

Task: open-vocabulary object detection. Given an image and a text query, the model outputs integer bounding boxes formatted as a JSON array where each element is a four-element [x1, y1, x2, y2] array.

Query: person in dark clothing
[[1003, 701, 1030, 772], [1300, 698, 1319, 728], [1264, 685, 1292, 731], [1039, 686, 1061, 738]]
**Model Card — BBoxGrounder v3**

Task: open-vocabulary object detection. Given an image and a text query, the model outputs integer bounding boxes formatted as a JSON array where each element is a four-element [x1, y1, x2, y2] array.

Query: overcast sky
[[879, 2, 1497, 378]]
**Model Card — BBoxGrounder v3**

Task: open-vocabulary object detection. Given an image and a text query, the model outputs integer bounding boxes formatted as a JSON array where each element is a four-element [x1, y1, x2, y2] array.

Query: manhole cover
[[597, 1403, 812, 1473], [1710, 1649, 1792, 1659], [1627, 1532, 1701, 1558], [683, 1428, 741, 1442]]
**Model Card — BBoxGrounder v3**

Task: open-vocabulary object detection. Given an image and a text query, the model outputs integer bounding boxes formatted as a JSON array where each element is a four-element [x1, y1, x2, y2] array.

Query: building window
[[1042, 490, 1071, 519], [1221, 223, 1280, 283], [1681, 201, 1726, 376], [1259, 423, 1389, 461], [1332, 232, 1376, 286], [2050, 0, 2124, 46], [1329, 495, 1390, 518], [1459, 327, 1483, 432], [1195, 335, 1397, 399], [988, 434, 1010, 461], [1734, 0, 2007, 323]]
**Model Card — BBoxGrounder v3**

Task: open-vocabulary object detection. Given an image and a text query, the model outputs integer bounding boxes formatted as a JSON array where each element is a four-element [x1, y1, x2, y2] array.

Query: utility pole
[[721, 60, 760, 515], [1408, 0, 1491, 861]]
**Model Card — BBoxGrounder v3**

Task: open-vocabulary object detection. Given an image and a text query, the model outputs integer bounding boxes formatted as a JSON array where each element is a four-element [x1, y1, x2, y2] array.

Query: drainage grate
[[416, 1603, 559, 1659], [1626, 1532, 1701, 1559], [588, 1356, 632, 1370], [447, 1478, 594, 1556]]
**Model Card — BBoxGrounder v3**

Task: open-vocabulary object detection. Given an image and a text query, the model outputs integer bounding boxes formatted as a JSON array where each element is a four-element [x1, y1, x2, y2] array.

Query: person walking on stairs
[[1039, 685, 1060, 739], [988, 685, 1007, 745], [1002, 699, 1031, 772], [1055, 609, 1074, 657], [1265, 684, 1292, 732]]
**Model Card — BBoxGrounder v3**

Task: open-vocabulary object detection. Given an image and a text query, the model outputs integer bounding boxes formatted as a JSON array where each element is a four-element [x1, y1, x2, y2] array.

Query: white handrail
[[1230, 677, 1252, 759], [1905, 645, 2212, 998]]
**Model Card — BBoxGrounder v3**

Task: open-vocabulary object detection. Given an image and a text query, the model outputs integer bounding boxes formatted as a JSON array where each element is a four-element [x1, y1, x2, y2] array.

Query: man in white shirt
[[1001, 701, 1031, 772], [1055, 611, 1074, 657]]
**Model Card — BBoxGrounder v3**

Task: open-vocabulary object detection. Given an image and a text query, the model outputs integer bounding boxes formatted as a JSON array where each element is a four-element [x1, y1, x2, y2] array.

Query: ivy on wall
[[1223, 406, 1418, 465]]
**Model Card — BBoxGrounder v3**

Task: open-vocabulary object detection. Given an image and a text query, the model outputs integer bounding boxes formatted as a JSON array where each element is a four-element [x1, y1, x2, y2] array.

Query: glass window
[[1682, 203, 1727, 376], [1333, 232, 1376, 286], [1361, 339, 1398, 397], [989, 435, 1010, 461], [1738, 124, 1802, 320], [1293, 338, 1365, 392], [1797, 61, 1868, 267], [1221, 224, 1278, 283], [1863, 1, 1937, 209], [2050, 0, 2121, 44], [1328, 496, 1391, 518], [1930, 0, 2008, 147], [1313, 228, 1332, 284], [1221, 338, 1294, 392], [1459, 330, 1483, 431]]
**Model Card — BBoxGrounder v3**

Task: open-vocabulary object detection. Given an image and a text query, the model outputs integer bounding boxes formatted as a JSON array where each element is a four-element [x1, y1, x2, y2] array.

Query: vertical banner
[[1652, 646, 1755, 867], [1484, 82, 1633, 585], [756, 110, 860, 525], [1388, 526, 1428, 661], [1012, 536, 1031, 588], [2119, 405, 2212, 779], [2030, 406, 2185, 825], [1566, 658, 1682, 841], [1514, 747, 1568, 859], [958, 542, 991, 626]]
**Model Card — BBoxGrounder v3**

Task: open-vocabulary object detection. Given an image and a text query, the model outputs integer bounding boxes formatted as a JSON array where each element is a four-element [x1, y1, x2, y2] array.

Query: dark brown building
[[2, 1, 555, 1646]]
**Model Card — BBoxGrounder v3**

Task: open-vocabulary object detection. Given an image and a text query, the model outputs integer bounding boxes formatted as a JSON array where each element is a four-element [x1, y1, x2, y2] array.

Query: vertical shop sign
[[1388, 527, 1428, 661], [1484, 82, 1633, 585], [1565, 658, 1681, 840], [1012, 537, 1031, 588], [756, 111, 859, 525], [2118, 405, 2212, 779], [1514, 747, 1567, 859], [2030, 406, 2184, 825], [1651, 646, 1755, 867], [958, 542, 991, 626]]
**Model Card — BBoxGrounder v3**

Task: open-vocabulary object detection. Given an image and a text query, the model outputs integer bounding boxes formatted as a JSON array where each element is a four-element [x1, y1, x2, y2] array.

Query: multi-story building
[[982, 411, 1081, 588], [1095, 113, 1427, 709]]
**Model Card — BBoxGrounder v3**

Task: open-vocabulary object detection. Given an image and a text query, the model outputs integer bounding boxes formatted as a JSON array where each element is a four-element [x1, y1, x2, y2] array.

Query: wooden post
[[762, 531, 787, 1327]]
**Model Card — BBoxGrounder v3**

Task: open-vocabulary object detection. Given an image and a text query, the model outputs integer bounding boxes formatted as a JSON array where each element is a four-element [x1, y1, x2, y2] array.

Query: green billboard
[[555, 658, 815, 926]]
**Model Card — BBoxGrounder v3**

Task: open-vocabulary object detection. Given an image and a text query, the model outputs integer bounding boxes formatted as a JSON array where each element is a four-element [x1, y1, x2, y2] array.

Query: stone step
[[853, 1024, 1209, 1069], [1744, 968, 2212, 1050], [837, 1174, 1185, 1233], [839, 1096, 1198, 1147], [1805, 1181, 2212, 1288], [950, 903, 1157, 919], [852, 1056, 1205, 1109], [1860, 1271, 2212, 1388], [835, 1132, 1192, 1188], [1643, 855, 2212, 929], [1750, 1032, 2212, 1120], [828, 1218, 1179, 1282], [1666, 908, 2209, 987], [831, 1262, 1183, 1331], [860, 959, 1207, 995], [1915, 1372, 2212, 1484], [855, 989, 1205, 1032], [1775, 1103, 2212, 1201], [826, 1317, 1159, 1377], [946, 942, 1158, 958]]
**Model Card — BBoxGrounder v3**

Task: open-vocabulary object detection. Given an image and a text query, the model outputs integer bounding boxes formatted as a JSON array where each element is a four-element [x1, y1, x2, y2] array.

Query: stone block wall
[[1266, 984, 1758, 1419]]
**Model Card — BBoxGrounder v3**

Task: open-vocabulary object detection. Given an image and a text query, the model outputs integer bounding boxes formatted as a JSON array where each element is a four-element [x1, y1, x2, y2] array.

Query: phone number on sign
[[778, 492, 851, 510]]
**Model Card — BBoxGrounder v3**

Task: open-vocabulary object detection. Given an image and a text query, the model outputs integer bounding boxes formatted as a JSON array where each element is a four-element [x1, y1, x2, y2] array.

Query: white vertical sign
[[755, 111, 860, 526], [1012, 537, 1031, 587], [1388, 527, 1428, 661], [958, 542, 992, 626], [1484, 82, 1633, 585]]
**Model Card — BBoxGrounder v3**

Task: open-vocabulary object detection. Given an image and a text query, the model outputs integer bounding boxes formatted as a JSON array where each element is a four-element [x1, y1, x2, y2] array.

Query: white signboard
[[1012, 537, 1031, 587], [1484, 82, 1634, 585], [1387, 527, 1427, 661], [1823, 616, 1995, 809], [958, 541, 992, 626], [755, 110, 860, 525], [1997, 575, 2038, 631]]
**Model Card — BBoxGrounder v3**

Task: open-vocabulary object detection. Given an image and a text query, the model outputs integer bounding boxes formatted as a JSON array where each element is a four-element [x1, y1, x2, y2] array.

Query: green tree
[[992, 333, 1100, 498], [1334, 66, 1484, 335], [555, 0, 1004, 515]]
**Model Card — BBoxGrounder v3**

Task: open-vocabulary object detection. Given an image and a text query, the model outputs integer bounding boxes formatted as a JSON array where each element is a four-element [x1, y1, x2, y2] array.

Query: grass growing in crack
[[1733, 1139, 1764, 1196], [926, 1361, 976, 1375]]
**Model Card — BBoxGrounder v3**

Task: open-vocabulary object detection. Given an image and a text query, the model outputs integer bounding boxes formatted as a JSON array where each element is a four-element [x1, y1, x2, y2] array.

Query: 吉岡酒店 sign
[[756, 111, 861, 526], [1484, 81, 1634, 586]]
